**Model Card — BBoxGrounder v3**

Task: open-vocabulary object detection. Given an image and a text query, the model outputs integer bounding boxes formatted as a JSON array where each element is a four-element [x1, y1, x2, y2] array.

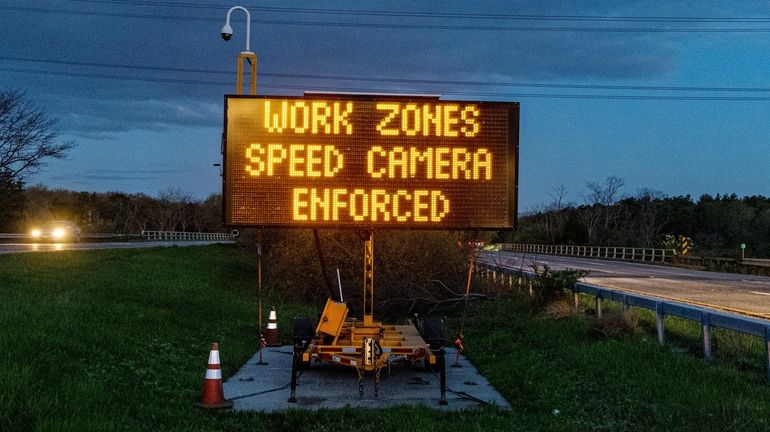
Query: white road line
[[749, 291, 770, 296]]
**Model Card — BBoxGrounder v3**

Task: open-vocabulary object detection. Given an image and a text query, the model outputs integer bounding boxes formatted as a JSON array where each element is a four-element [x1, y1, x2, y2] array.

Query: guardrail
[[0, 232, 236, 242], [574, 282, 770, 381], [140, 231, 236, 241], [738, 258, 770, 268], [0, 233, 141, 241], [499, 243, 675, 263], [475, 261, 770, 382], [0, 234, 28, 239]]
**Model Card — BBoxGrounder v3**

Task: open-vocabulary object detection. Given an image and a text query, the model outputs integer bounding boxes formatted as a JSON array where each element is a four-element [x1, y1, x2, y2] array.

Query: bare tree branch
[[0, 89, 74, 181], [579, 176, 625, 244]]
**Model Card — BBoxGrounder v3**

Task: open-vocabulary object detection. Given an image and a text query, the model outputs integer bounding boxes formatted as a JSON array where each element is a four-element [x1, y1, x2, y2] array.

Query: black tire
[[292, 317, 315, 346], [292, 317, 315, 370], [420, 318, 445, 351]]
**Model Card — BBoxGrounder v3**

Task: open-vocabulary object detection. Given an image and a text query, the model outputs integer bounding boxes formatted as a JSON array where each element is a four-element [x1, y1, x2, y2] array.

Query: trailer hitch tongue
[[363, 337, 375, 366]]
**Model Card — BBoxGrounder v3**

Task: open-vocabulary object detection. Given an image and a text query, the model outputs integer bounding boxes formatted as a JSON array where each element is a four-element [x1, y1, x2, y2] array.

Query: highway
[[0, 240, 234, 255], [480, 251, 770, 318]]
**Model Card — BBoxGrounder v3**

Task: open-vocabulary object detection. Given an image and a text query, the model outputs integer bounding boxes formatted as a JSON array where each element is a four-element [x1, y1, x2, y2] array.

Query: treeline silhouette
[[507, 191, 770, 258], [3, 180, 768, 259], [0, 185, 224, 234]]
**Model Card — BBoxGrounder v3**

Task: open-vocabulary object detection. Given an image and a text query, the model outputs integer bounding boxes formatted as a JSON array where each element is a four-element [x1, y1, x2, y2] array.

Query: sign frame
[[221, 93, 519, 230]]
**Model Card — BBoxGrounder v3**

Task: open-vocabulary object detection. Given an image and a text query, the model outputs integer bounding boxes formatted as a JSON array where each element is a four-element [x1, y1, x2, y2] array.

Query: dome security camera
[[221, 23, 233, 41]]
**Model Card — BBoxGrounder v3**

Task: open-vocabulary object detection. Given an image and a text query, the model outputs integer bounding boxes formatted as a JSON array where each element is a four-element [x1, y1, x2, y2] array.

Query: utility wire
[[4, 56, 770, 94], [5, 6, 770, 32], [64, 0, 770, 23], [6, 67, 770, 101]]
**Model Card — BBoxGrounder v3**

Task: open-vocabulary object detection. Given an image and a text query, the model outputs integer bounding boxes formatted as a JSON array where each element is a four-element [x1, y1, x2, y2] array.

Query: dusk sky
[[2, 0, 770, 212]]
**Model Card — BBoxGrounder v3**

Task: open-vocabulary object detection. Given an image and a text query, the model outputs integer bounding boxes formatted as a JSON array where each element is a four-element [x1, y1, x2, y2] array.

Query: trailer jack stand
[[438, 349, 448, 405], [288, 346, 301, 403], [357, 369, 364, 397]]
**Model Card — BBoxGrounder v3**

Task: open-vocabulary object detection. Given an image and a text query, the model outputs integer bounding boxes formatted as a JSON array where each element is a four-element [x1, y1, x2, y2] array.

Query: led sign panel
[[223, 94, 519, 228]]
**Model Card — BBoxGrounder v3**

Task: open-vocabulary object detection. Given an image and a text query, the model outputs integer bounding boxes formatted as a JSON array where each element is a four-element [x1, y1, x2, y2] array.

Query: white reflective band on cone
[[208, 350, 220, 364], [205, 368, 222, 380], [268, 310, 277, 320], [267, 322, 278, 329]]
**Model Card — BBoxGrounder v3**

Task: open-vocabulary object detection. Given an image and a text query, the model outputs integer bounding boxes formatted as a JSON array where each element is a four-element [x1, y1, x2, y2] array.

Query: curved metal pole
[[225, 5, 251, 53]]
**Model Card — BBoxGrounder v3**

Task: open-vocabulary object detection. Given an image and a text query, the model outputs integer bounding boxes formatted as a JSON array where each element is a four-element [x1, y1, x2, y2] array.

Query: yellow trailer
[[288, 232, 447, 404]]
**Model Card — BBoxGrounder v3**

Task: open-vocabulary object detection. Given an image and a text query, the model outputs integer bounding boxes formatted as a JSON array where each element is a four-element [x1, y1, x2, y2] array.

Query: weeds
[[589, 310, 641, 339], [541, 299, 577, 320]]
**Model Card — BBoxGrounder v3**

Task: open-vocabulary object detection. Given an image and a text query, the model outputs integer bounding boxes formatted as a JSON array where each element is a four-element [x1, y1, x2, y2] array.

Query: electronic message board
[[222, 94, 519, 229]]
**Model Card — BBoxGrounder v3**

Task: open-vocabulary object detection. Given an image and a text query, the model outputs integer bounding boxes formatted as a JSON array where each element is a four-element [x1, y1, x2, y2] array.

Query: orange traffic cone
[[265, 307, 280, 346], [197, 343, 233, 409]]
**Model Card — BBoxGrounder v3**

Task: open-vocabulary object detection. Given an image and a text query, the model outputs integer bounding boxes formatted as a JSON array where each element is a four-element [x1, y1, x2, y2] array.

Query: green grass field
[[1, 245, 770, 431]]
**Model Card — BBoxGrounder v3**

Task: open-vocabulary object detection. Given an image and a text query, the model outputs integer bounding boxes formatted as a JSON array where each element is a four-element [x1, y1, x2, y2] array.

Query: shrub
[[256, 229, 471, 319], [528, 264, 586, 306]]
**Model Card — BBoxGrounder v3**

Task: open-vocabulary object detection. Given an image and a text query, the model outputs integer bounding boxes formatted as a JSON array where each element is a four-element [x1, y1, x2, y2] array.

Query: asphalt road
[[480, 251, 770, 318], [0, 240, 234, 254]]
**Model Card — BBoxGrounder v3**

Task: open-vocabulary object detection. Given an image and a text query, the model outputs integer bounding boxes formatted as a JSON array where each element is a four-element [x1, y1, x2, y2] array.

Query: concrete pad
[[223, 346, 510, 412]]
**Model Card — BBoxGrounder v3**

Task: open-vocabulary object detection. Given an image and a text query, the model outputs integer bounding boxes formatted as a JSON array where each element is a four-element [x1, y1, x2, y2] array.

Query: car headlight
[[31, 229, 41, 238], [52, 228, 65, 239]]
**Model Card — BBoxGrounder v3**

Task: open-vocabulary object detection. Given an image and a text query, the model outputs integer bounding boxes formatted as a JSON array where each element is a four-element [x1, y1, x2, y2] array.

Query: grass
[[1, 245, 770, 431], [580, 298, 768, 374], [466, 297, 770, 431]]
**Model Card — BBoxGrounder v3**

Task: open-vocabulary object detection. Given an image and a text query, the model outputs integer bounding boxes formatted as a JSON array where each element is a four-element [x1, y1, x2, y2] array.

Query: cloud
[[50, 167, 192, 183], [55, 98, 222, 135], [256, 1, 683, 83], [4, 0, 770, 138]]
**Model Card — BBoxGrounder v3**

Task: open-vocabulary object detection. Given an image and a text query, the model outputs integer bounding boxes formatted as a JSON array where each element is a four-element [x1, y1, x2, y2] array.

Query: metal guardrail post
[[702, 313, 713, 362], [655, 302, 665, 348], [573, 289, 580, 311], [595, 294, 603, 319], [766, 327, 770, 383]]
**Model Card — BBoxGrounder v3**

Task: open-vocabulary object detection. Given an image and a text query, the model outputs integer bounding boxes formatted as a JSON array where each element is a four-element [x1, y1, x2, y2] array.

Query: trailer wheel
[[420, 318, 445, 351], [420, 318, 446, 376], [292, 317, 315, 346]]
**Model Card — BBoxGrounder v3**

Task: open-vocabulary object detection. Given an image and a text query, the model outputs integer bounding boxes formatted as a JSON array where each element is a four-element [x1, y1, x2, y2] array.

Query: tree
[[0, 169, 24, 231], [532, 185, 571, 244], [578, 176, 625, 244], [0, 89, 74, 182], [154, 188, 193, 231], [194, 194, 223, 232], [632, 189, 668, 247]]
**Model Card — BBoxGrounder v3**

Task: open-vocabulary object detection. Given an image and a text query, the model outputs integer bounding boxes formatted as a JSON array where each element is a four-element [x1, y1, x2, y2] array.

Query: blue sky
[[2, 0, 770, 212]]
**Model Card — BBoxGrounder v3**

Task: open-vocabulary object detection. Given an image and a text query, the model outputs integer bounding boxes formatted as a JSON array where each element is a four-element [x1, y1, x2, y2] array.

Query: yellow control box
[[316, 299, 348, 339]]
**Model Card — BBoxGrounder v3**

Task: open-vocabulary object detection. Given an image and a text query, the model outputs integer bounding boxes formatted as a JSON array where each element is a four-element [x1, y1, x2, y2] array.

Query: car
[[30, 221, 82, 243]]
